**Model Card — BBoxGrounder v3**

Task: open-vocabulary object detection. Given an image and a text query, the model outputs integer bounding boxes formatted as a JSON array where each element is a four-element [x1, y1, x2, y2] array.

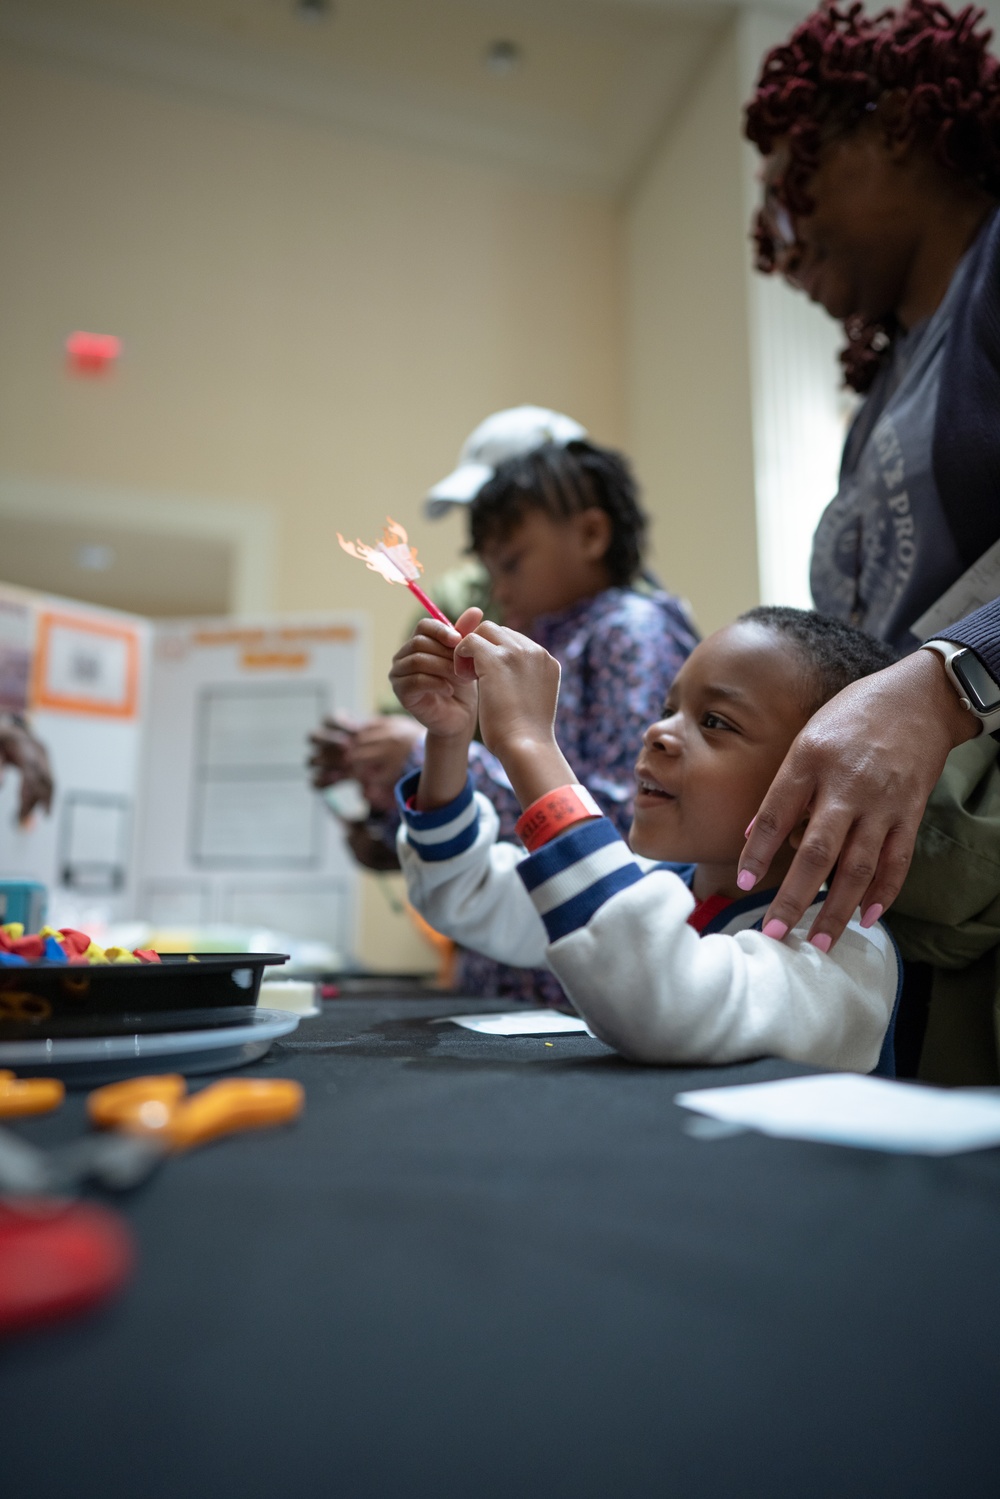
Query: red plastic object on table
[[0, 1200, 134, 1335]]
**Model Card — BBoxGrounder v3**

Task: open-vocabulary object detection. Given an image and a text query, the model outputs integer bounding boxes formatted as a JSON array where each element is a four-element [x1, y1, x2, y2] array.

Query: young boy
[[389, 605, 901, 1071]]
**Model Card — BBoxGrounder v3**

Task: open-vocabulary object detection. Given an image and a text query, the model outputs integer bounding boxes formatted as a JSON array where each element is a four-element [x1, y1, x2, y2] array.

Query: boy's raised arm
[[389, 608, 481, 811], [454, 623, 583, 814]]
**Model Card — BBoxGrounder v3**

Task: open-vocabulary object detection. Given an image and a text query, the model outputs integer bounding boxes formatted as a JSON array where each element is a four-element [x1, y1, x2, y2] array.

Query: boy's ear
[[576, 506, 613, 563]]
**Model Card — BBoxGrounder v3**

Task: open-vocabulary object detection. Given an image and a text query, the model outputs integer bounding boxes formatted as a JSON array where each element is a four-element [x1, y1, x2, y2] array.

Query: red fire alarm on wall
[[65, 331, 122, 376]]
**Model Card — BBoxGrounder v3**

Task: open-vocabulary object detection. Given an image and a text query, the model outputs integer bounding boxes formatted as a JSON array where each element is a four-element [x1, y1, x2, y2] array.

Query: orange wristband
[[515, 784, 602, 853]]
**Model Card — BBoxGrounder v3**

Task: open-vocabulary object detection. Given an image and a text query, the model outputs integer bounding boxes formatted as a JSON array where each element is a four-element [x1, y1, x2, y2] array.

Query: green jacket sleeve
[[887, 735, 1000, 969]]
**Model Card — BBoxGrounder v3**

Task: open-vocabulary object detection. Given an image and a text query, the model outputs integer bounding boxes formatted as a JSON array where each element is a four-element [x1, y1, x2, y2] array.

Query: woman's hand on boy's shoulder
[[389, 610, 480, 742], [454, 622, 561, 761], [737, 649, 979, 949]]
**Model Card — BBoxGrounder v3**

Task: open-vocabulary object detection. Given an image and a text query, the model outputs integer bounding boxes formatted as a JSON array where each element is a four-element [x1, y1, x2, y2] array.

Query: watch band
[[921, 639, 1000, 734], [515, 784, 602, 853]]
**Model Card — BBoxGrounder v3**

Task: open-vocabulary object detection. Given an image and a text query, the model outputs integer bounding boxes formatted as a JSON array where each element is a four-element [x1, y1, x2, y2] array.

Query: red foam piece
[[59, 929, 93, 957], [9, 935, 44, 960], [0, 1200, 134, 1335], [133, 949, 161, 964]]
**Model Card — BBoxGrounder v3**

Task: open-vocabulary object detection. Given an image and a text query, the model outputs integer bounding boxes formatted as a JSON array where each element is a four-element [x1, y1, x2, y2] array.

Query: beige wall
[[625, 19, 759, 636], [0, 46, 626, 966], [0, 25, 782, 966], [0, 47, 626, 668]]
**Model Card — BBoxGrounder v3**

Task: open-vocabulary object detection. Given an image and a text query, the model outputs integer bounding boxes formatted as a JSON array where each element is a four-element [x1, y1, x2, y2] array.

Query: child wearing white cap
[[314, 407, 698, 1003], [424, 406, 589, 517]]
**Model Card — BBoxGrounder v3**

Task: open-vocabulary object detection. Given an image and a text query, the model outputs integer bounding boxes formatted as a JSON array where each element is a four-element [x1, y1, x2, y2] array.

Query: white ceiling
[[0, 0, 807, 195]]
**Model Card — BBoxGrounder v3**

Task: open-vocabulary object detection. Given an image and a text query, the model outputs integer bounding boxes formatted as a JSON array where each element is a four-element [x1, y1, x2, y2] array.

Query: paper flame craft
[[338, 518, 420, 584], [337, 518, 451, 625]]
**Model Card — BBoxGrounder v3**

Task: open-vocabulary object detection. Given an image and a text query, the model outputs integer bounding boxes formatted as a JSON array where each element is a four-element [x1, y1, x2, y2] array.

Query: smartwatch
[[921, 639, 1000, 734]]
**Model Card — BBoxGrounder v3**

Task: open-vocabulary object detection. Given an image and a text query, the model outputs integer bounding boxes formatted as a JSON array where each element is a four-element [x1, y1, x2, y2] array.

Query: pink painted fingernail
[[810, 933, 832, 953], [736, 870, 757, 892], [762, 919, 788, 941], [860, 903, 884, 929], [744, 816, 756, 838]]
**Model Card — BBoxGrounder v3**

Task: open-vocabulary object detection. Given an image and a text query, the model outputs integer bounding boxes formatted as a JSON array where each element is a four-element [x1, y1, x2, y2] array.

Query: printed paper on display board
[[136, 616, 366, 959]]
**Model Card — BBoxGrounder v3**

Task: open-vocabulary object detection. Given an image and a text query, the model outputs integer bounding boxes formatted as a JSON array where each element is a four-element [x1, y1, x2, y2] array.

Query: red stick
[[406, 579, 453, 627]]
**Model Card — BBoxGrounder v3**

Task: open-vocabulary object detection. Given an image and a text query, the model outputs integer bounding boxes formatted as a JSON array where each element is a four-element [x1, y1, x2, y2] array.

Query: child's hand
[[0, 716, 54, 824], [389, 608, 482, 743], [454, 622, 561, 761]]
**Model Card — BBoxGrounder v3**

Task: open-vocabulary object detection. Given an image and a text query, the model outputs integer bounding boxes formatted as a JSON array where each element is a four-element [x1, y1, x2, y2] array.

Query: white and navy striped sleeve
[[395, 772, 549, 968], [394, 771, 480, 863], [517, 830, 895, 1071], [517, 818, 648, 942], [397, 782, 897, 1071]]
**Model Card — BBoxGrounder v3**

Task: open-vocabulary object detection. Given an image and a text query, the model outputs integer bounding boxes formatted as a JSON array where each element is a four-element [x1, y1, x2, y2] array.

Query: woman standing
[[747, 0, 1000, 652], [737, 2, 1000, 1074]]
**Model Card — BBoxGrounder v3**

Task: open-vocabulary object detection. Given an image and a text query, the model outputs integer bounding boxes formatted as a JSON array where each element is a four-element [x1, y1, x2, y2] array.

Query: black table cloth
[[3, 994, 1000, 1498]]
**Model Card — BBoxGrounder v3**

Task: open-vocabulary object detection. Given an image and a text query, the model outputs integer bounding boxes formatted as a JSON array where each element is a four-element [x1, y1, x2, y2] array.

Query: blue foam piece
[[42, 936, 68, 963]]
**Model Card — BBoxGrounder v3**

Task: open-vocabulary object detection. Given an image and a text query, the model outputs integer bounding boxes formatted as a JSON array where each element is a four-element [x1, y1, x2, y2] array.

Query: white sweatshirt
[[396, 773, 900, 1072]]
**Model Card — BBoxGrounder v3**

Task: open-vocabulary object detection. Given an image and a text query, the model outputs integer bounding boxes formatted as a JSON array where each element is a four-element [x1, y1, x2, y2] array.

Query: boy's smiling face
[[631, 622, 815, 899]]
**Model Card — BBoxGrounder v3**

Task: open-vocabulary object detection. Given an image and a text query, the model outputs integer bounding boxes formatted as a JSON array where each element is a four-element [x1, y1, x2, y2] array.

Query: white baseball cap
[[424, 405, 588, 518]]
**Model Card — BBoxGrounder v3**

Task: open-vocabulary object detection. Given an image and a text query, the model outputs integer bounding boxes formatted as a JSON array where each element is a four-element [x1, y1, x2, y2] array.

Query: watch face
[[953, 650, 1000, 714]]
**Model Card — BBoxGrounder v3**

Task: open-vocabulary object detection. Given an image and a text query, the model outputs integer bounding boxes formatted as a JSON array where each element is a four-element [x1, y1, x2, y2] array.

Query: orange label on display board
[[275, 626, 355, 643], [193, 628, 268, 648], [193, 626, 355, 649], [240, 651, 309, 671], [31, 612, 140, 719]]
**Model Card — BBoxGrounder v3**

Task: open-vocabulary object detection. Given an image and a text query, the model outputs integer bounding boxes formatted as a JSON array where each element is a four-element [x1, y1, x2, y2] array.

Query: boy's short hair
[[467, 441, 648, 587], [739, 606, 897, 713]]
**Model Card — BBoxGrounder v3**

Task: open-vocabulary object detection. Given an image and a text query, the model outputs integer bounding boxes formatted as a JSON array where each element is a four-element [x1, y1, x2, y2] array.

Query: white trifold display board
[[0, 585, 366, 955], [137, 616, 365, 955]]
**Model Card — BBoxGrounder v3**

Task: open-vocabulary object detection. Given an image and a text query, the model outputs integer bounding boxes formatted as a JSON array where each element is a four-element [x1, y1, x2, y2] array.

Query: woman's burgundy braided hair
[[744, 1, 1000, 391]]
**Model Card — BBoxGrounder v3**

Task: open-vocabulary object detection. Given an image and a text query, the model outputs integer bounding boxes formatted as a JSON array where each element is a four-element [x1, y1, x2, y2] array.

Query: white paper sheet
[[138, 617, 365, 958], [675, 1073, 1000, 1155], [445, 1009, 594, 1037], [912, 535, 1000, 639], [193, 776, 320, 864]]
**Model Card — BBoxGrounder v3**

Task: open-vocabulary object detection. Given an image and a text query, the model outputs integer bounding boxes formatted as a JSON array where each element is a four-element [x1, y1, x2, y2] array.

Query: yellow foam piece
[[84, 942, 110, 964], [105, 947, 141, 964], [2, 923, 24, 939]]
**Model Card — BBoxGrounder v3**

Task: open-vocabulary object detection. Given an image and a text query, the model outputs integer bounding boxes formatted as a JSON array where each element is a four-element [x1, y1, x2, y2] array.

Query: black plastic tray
[[0, 952, 289, 1040]]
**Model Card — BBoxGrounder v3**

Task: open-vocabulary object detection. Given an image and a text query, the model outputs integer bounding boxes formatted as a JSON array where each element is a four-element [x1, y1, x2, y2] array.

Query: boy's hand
[[389, 608, 481, 743], [454, 622, 560, 758], [454, 624, 575, 808]]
